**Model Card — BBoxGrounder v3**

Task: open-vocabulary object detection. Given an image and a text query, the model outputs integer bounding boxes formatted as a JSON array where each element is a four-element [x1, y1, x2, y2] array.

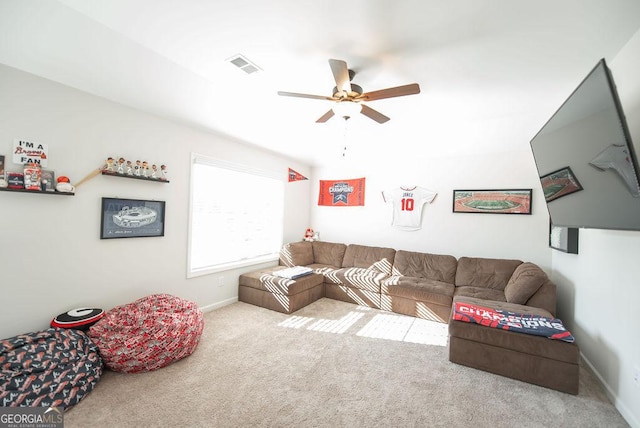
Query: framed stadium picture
[[452, 189, 532, 214], [540, 167, 583, 203], [100, 197, 166, 239]]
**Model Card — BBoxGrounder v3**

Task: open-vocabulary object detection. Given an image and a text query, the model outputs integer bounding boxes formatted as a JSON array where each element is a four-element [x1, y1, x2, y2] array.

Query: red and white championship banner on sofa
[[453, 301, 575, 342], [318, 177, 366, 206]]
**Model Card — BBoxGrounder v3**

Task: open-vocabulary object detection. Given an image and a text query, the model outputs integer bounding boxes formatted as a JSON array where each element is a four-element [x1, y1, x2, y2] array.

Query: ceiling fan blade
[[316, 109, 335, 123], [360, 104, 390, 124], [277, 91, 334, 101], [329, 59, 351, 94], [360, 83, 421, 101]]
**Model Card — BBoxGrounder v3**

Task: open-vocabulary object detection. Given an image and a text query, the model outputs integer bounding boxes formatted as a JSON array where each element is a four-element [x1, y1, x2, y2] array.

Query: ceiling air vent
[[226, 54, 262, 74]]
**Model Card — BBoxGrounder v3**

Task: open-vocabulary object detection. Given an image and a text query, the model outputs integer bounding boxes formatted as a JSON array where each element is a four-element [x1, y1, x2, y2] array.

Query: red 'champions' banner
[[453, 301, 574, 342], [318, 178, 366, 206]]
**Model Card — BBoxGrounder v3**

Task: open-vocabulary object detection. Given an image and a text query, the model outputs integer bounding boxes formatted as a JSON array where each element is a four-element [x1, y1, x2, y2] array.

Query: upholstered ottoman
[[88, 294, 204, 374], [239, 267, 324, 314], [448, 296, 580, 394], [0, 328, 103, 409]]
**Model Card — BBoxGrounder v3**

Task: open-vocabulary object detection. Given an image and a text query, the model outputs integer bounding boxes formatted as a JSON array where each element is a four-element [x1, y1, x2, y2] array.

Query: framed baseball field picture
[[100, 197, 166, 239], [540, 167, 583, 202], [452, 189, 532, 214]]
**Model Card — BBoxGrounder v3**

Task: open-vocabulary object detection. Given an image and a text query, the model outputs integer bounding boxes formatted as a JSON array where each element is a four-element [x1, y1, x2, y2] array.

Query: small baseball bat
[[74, 167, 102, 188]]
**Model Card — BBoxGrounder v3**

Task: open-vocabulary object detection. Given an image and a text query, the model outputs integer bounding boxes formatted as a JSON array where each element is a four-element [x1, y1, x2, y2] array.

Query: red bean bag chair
[[0, 328, 103, 409], [88, 294, 204, 373]]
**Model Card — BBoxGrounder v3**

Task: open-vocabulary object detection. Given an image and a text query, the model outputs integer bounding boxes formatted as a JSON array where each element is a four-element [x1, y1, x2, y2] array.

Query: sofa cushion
[[280, 241, 314, 267], [504, 262, 548, 304], [342, 244, 396, 275], [312, 241, 347, 267], [328, 267, 387, 293], [392, 250, 457, 283], [239, 267, 324, 295], [315, 265, 343, 285], [453, 286, 507, 302], [455, 257, 522, 290], [307, 263, 340, 276], [382, 276, 454, 307], [525, 280, 557, 317]]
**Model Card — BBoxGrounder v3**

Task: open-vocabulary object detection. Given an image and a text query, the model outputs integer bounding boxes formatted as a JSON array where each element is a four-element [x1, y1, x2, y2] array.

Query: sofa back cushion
[[504, 262, 549, 304], [342, 244, 396, 275], [312, 241, 348, 267], [279, 241, 314, 267], [392, 250, 457, 284], [455, 257, 522, 290], [524, 279, 557, 316]]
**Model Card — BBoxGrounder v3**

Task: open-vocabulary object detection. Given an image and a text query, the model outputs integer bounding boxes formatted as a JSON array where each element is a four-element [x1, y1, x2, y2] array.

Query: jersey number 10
[[401, 198, 415, 211]]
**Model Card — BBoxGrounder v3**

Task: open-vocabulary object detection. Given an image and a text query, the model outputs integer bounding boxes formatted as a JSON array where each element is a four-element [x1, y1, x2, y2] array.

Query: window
[[188, 154, 284, 277]]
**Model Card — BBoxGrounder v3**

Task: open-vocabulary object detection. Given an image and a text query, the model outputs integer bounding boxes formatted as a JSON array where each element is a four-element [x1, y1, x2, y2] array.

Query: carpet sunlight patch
[[278, 306, 448, 346], [357, 314, 448, 346]]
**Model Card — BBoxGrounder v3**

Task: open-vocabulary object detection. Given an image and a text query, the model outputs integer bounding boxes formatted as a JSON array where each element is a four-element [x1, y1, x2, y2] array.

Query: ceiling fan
[[277, 59, 420, 124]]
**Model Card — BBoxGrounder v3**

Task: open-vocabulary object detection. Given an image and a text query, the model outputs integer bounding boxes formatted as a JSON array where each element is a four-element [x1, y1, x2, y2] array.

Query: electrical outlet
[[218, 276, 224, 287]]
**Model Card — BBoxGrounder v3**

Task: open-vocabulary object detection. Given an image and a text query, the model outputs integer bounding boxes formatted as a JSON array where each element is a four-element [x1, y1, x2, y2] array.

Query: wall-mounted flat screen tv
[[530, 58, 640, 231]]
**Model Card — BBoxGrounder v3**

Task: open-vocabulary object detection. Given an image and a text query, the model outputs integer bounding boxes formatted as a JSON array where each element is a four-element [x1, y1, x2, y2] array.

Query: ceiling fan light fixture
[[332, 100, 362, 118], [278, 58, 420, 124]]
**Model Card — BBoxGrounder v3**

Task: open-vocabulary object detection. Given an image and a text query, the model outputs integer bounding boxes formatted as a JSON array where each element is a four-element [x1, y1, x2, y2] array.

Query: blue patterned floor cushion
[[0, 328, 103, 409]]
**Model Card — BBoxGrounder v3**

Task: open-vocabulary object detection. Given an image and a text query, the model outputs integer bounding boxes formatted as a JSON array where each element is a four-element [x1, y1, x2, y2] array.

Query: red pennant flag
[[318, 178, 366, 206], [288, 168, 308, 182]]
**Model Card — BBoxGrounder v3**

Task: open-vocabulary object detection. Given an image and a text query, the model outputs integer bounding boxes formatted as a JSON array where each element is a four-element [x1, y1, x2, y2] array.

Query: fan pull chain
[[342, 116, 350, 158]]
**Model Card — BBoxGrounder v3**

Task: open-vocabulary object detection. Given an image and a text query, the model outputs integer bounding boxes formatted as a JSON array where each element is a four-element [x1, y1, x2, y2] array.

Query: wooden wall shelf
[[101, 171, 169, 183], [0, 187, 74, 196]]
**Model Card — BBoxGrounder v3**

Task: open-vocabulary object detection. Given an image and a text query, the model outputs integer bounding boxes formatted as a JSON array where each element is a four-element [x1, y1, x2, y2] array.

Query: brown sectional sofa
[[238, 240, 580, 394]]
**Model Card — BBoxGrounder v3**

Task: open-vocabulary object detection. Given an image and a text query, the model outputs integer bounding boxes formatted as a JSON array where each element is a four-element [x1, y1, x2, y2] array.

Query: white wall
[[552, 29, 640, 428], [310, 149, 552, 271], [0, 64, 311, 340]]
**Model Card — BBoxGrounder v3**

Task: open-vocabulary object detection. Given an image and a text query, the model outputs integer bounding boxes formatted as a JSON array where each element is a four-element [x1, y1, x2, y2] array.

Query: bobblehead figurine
[[104, 157, 115, 172], [117, 157, 126, 174], [160, 164, 168, 181]]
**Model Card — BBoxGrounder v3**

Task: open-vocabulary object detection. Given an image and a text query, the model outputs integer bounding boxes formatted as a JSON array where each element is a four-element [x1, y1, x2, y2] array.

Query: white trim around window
[[187, 153, 285, 278]]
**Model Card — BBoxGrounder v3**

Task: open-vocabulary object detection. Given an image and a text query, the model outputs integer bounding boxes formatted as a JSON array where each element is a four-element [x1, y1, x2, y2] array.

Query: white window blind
[[188, 154, 284, 277]]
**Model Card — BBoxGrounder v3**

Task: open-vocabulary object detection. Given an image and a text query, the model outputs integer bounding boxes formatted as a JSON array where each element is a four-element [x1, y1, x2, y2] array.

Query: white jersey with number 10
[[382, 186, 437, 231]]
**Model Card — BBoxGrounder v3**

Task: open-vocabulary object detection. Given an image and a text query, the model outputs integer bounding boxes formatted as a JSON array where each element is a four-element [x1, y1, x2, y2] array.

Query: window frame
[[187, 153, 284, 278]]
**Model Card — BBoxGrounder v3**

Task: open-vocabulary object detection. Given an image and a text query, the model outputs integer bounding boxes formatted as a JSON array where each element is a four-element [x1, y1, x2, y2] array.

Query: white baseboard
[[581, 352, 639, 428], [199, 297, 238, 313]]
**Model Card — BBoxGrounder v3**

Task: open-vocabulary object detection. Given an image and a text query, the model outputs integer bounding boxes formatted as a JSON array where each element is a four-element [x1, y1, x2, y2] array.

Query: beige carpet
[[65, 298, 628, 427]]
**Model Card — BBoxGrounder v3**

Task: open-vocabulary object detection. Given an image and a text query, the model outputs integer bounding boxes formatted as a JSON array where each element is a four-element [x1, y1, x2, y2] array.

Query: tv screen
[[530, 58, 640, 231]]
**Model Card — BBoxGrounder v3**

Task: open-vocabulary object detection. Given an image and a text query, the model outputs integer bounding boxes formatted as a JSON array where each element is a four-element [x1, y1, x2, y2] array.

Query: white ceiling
[[1, 0, 640, 166]]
